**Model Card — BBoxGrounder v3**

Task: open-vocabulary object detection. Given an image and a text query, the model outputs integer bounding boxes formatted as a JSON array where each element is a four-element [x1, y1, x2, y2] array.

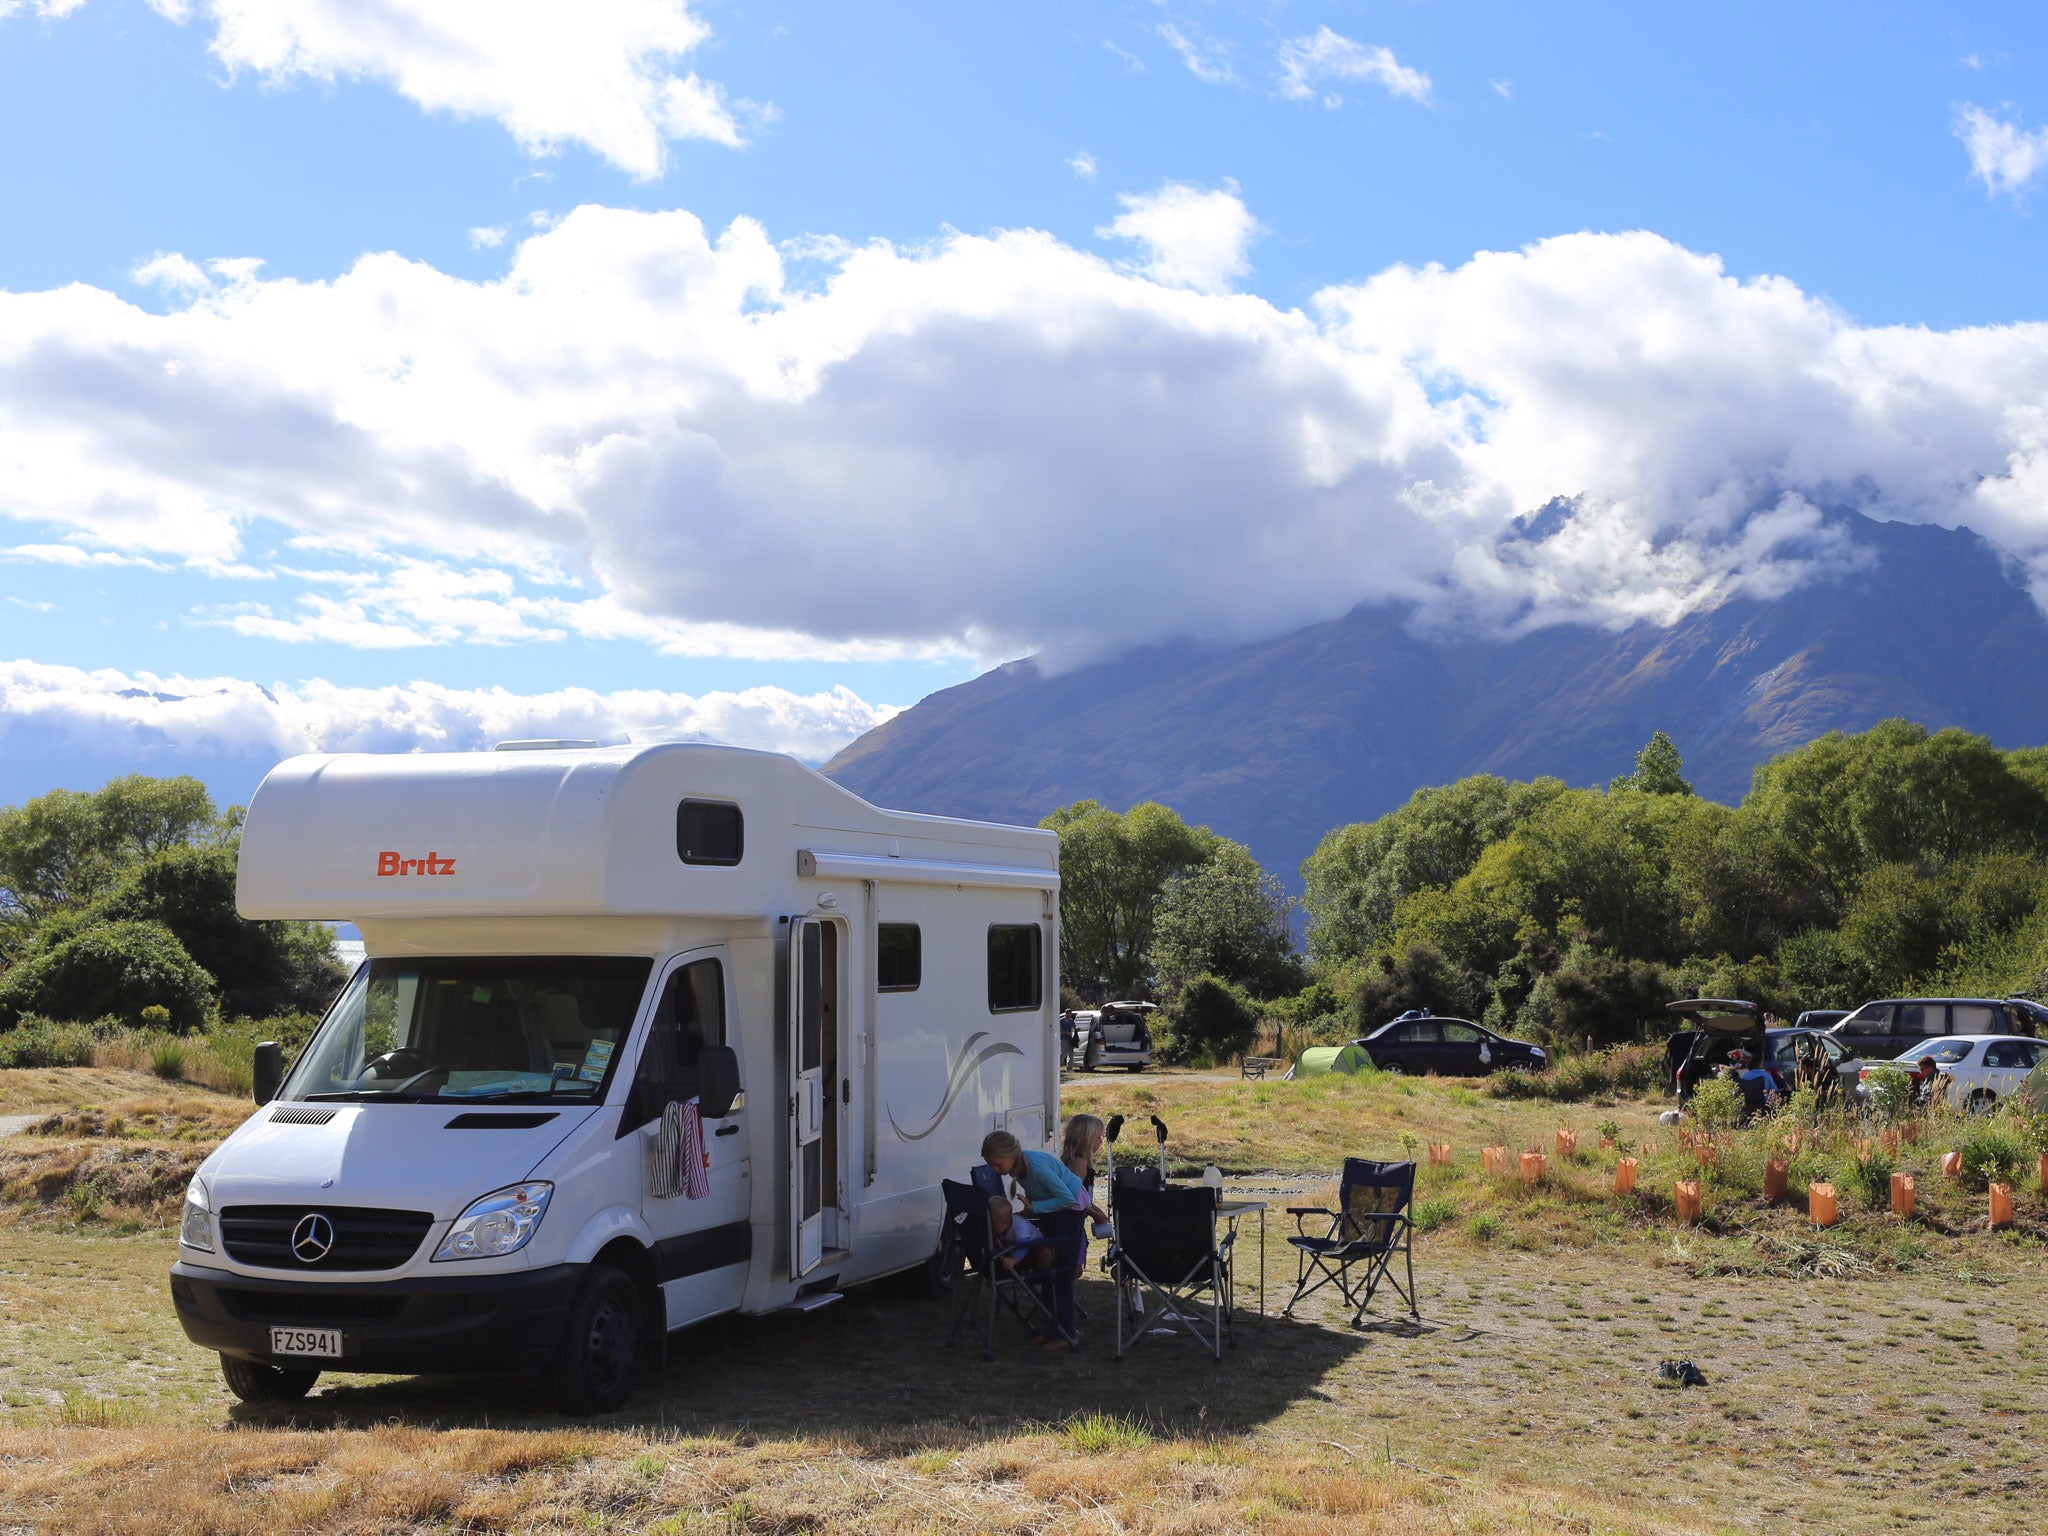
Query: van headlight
[[180, 1178, 215, 1253], [433, 1182, 553, 1262]]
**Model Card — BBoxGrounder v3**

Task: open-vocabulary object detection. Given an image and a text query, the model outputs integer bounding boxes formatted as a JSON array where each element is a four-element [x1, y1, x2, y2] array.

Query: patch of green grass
[[1412, 1195, 1456, 1233], [1059, 1411, 1153, 1453]]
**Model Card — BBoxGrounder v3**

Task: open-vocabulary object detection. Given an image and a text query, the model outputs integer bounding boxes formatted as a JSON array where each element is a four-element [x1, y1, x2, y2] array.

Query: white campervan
[[169, 742, 1059, 1412]]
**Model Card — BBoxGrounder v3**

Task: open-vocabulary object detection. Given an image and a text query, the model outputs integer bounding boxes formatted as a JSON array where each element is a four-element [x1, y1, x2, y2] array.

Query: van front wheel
[[220, 1354, 319, 1403], [555, 1265, 642, 1416]]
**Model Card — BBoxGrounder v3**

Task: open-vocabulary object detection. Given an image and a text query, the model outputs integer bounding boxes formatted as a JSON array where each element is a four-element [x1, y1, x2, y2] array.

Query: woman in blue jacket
[[981, 1130, 1084, 1349]]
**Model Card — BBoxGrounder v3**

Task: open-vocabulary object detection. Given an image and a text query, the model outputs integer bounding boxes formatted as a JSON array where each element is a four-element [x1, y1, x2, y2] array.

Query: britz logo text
[[376, 851, 456, 877]]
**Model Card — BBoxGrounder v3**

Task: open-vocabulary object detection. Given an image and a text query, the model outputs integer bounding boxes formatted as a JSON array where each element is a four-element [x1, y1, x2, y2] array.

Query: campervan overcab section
[[169, 743, 1060, 1413]]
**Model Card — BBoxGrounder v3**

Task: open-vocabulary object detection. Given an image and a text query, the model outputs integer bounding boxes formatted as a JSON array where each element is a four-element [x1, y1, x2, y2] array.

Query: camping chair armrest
[[1286, 1206, 1340, 1239]]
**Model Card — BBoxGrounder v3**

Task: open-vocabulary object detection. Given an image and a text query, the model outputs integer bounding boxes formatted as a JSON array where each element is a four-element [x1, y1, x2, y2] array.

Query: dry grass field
[[1, 1065, 2044, 1534]]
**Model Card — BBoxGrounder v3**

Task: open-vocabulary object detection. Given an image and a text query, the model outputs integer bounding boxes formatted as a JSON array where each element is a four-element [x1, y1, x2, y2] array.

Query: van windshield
[[281, 956, 654, 1103]]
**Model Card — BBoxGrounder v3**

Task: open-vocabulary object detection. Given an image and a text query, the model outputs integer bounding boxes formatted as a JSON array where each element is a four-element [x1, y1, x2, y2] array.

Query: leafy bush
[[1953, 1115, 2034, 1190], [0, 920, 213, 1031], [1690, 1075, 1747, 1130], [92, 843, 344, 1018], [1349, 942, 1489, 1033], [1158, 974, 1258, 1066], [1862, 1065, 1912, 1123], [1513, 942, 1673, 1048], [0, 1015, 105, 1068]]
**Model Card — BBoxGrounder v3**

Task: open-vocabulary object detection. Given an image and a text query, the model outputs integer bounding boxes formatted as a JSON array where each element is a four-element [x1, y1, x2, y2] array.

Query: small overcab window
[[677, 800, 743, 866], [987, 925, 1042, 1013], [878, 924, 921, 992]]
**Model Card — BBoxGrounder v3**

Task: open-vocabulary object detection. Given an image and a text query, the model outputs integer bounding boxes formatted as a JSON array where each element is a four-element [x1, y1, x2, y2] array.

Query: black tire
[[220, 1354, 319, 1404], [555, 1265, 643, 1416], [1501, 1060, 1536, 1076], [1380, 1060, 1406, 1076], [1124, 1063, 1146, 1073], [1967, 1089, 1996, 1116]]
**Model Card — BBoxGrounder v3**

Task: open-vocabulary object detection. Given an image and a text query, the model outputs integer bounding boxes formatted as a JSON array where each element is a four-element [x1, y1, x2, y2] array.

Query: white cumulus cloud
[[1099, 181, 1259, 293], [0, 659, 899, 768], [7, 203, 2048, 672], [1956, 103, 2048, 198], [149, 0, 755, 178], [1276, 27, 1432, 108]]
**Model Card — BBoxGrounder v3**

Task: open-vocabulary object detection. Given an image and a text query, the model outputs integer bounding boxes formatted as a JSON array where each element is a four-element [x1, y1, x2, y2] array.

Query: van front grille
[[219, 1205, 436, 1272]]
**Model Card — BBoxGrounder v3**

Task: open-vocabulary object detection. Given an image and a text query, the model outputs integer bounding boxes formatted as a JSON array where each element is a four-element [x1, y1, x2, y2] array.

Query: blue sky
[[3, 0, 2048, 808]]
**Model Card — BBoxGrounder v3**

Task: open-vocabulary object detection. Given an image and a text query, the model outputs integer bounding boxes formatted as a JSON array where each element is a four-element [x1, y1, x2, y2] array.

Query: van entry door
[[788, 918, 826, 1278]]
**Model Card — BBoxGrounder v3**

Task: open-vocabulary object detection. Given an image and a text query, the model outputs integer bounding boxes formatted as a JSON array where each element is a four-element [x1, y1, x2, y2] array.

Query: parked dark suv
[[1826, 997, 2048, 1063]]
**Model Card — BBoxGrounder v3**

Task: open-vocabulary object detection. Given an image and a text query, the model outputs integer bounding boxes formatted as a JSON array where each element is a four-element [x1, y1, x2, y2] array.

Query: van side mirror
[[252, 1041, 283, 1106], [699, 1045, 744, 1119]]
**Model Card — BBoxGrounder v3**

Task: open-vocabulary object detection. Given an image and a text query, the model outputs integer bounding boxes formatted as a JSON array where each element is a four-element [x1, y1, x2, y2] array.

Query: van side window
[[1838, 1004, 1893, 1036], [677, 800, 743, 866], [1951, 1003, 1997, 1035], [624, 959, 726, 1131], [1897, 1003, 1947, 1037], [987, 925, 1042, 1013], [877, 923, 921, 992]]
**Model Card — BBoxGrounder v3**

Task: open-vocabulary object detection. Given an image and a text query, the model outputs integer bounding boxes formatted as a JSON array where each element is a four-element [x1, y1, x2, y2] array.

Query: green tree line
[[1047, 722, 2048, 1062], [0, 776, 344, 1031]]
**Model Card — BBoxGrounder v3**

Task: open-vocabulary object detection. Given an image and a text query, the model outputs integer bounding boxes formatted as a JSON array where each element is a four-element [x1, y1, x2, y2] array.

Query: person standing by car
[[1058, 1010, 1077, 1070]]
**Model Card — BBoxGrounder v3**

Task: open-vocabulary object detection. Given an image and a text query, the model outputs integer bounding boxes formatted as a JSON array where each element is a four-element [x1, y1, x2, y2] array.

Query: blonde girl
[[1061, 1112, 1110, 1277]]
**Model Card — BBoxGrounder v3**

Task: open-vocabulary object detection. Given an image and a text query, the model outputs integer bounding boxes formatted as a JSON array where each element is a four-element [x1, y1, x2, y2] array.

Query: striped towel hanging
[[652, 1098, 713, 1200], [652, 1100, 685, 1199], [680, 1097, 710, 1201]]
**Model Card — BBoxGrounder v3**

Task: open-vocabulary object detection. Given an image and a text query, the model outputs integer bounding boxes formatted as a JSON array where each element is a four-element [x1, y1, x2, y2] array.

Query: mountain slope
[[825, 516, 2048, 881]]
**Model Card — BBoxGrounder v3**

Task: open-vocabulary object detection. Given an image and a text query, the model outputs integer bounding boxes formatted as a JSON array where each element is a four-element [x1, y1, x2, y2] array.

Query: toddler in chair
[[988, 1196, 1054, 1274]]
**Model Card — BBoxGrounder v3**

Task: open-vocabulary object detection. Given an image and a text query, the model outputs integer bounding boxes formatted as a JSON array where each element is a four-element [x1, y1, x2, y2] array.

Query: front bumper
[[170, 1259, 582, 1376]]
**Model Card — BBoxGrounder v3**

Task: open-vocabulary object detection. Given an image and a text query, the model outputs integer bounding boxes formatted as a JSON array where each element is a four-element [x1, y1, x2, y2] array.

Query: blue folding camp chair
[[1281, 1158, 1418, 1328], [939, 1178, 1069, 1359]]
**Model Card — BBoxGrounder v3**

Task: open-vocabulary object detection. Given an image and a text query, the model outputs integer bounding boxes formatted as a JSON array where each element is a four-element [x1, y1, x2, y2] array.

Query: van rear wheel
[[220, 1354, 319, 1404], [555, 1264, 642, 1416]]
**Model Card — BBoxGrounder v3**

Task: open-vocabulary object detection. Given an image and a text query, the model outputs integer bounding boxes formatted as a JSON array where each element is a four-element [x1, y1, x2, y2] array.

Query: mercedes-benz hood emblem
[[291, 1212, 335, 1264]]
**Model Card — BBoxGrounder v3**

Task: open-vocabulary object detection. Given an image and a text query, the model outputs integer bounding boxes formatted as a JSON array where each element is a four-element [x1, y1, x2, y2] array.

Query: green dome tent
[[1295, 1043, 1373, 1076]]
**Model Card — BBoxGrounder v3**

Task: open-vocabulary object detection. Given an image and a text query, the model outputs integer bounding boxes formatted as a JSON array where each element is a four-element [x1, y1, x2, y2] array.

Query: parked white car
[[1078, 1002, 1156, 1072], [1859, 1035, 2048, 1113]]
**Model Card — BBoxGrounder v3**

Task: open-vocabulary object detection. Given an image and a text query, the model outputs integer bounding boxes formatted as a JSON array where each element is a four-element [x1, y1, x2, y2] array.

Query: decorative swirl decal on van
[[888, 1031, 1022, 1141]]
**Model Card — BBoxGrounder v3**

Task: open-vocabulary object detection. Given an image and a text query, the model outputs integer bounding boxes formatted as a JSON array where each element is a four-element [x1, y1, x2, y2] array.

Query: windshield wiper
[[299, 1090, 437, 1102], [427, 1088, 593, 1104]]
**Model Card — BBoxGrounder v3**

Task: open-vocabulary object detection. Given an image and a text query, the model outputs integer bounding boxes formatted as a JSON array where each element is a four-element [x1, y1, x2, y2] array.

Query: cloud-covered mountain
[[824, 514, 2048, 883]]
